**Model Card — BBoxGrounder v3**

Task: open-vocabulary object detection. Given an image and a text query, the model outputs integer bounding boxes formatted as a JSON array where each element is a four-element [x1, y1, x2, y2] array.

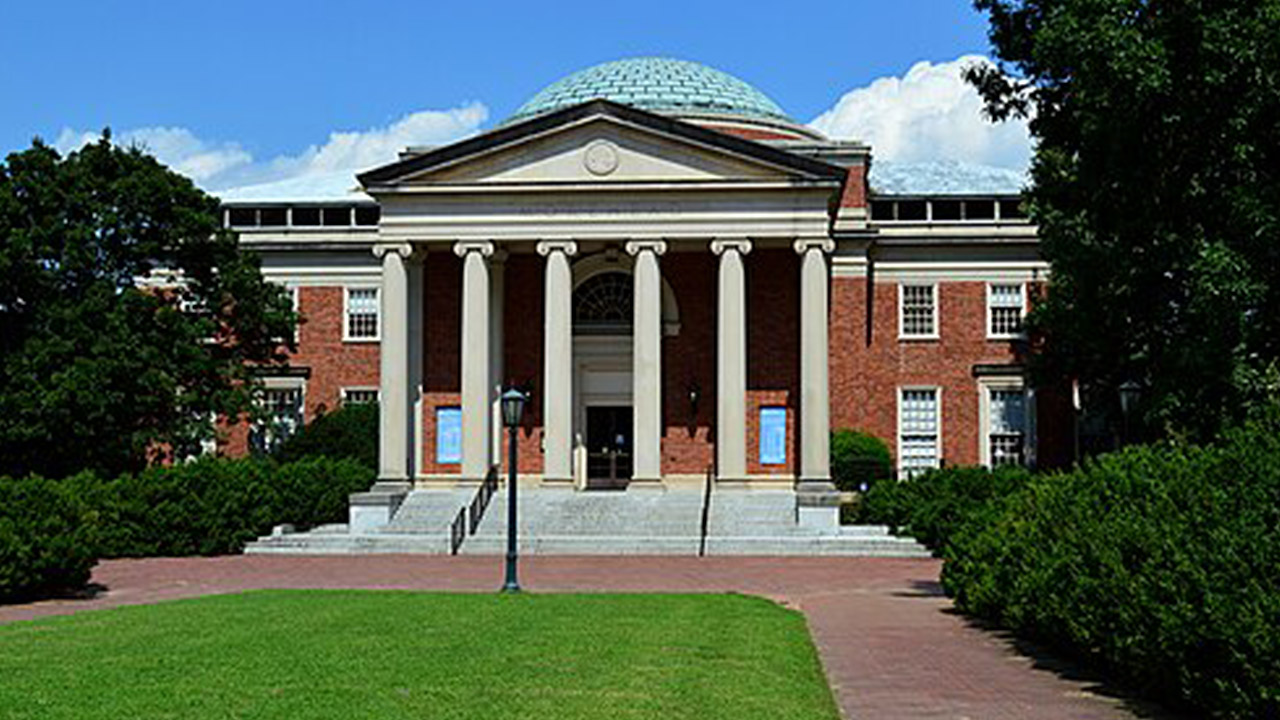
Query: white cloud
[[55, 126, 252, 183], [53, 103, 489, 191], [809, 56, 1031, 171]]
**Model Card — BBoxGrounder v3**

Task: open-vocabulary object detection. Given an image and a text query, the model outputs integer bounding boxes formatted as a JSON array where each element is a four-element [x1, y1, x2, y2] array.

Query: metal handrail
[[449, 508, 466, 555], [449, 467, 499, 555], [469, 467, 499, 535], [698, 463, 714, 557]]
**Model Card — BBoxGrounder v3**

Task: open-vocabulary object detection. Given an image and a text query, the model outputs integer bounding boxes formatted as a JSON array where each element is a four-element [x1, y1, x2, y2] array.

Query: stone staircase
[[245, 484, 930, 557]]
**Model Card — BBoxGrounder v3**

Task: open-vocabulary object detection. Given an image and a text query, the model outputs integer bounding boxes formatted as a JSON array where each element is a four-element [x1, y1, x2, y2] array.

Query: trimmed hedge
[[860, 415, 1280, 719], [856, 464, 1032, 551], [70, 456, 375, 558], [0, 474, 98, 603], [1, 456, 376, 603], [830, 429, 893, 493], [273, 401, 378, 471]]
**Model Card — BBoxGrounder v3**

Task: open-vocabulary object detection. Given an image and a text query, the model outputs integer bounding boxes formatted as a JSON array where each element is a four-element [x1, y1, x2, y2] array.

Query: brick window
[[899, 388, 941, 477], [988, 283, 1025, 337], [987, 388, 1027, 466], [345, 287, 379, 341], [249, 383, 305, 455], [341, 388, 379, 405], [899, 284, 937, 338]]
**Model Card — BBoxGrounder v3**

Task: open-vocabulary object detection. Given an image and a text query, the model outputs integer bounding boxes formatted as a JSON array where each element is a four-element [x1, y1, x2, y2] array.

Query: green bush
[[69, 456, 374, 558], [872, 413, 1280, 719], [830, 430, 893, 493], [0, 474, 99, 603], [939, 429, 1280, 719], [855, 464, 1032, 551], [273, 401, 378, 471]]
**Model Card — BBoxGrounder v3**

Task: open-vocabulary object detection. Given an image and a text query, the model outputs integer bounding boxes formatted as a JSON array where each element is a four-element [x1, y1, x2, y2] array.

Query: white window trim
[[288, 285, 300, 344], [342, 285, 381, 343], [977, 377, 1036, 467], [897, 385, 943, 476], [898, 283, 940, 341], [986, 282, 1028, 340], [340, 386, 380, 405]]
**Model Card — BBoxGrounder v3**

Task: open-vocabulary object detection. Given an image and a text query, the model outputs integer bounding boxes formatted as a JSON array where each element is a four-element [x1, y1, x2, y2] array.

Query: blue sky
[[1, 1, 1029, 191]]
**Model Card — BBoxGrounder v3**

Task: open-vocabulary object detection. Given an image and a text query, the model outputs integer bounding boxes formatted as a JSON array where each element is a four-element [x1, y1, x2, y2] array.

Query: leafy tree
[[968, 0, 1280, 441], [0, 134, 295, 478]]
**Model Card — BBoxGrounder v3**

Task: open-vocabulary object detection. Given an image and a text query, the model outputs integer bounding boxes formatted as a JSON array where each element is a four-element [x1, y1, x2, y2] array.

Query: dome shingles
[[508, 57, 794, 125]]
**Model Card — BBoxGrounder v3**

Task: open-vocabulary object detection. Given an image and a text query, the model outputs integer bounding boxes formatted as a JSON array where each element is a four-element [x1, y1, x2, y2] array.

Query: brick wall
[[220, 285, 380, 456], [830, 277, 1025, 468]]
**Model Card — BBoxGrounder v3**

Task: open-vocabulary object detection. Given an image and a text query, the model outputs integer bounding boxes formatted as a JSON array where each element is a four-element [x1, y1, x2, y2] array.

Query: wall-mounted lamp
[[687, 381, 701, 419]]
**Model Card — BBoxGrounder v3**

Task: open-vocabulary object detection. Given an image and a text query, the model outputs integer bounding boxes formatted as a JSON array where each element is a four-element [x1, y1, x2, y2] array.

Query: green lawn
[[0, 590, 840, 720]]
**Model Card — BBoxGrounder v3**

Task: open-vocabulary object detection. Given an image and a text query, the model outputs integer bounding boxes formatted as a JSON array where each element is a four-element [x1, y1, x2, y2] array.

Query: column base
[[348, 481, 411, 534], [797, 505, 839, 532]]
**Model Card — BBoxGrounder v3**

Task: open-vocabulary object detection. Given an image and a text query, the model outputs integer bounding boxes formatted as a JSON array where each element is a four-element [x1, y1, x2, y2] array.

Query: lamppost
[[1118, 380, 1142, 446], [500, 387, 527, 594]]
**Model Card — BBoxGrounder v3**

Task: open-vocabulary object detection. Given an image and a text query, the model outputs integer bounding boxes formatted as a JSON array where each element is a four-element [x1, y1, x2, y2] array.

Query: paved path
[[0, 556, 1178, 720]]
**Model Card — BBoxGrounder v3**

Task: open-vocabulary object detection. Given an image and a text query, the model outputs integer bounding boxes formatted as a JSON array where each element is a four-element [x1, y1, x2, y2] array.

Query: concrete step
[[242, 485, 930, 557]]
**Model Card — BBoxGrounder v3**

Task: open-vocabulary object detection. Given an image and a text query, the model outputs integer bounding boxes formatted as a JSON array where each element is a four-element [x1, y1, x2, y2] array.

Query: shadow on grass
[[945, 609, 1197, 720]]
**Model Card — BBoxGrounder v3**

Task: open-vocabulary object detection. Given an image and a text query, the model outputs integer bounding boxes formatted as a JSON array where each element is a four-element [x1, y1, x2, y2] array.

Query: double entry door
[[585, 406, 632, 489]]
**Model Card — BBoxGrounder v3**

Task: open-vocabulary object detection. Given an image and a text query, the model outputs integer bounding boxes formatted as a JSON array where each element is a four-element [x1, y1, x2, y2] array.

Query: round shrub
[[0, 474, 99, 603], [272, 401, 378, 471], [830, 429, 892, 492]]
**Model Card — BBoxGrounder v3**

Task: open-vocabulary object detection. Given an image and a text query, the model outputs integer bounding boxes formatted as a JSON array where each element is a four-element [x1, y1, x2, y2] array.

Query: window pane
[[249, 386, 304, 455], [989, 284, 1024, 335], [965, 199, 995, 220], [932, 200, 962, 220], [901, 285, 935, 336], [346, 288, 379, 339], [228, 207, 257, 227], [259, 207, 287, 226], [870, 200, 896, 221], [897, 200, 927, 221], [989, 389, 1026, 467], [292, 207, 321, 226], [900, 389, 940, 477]]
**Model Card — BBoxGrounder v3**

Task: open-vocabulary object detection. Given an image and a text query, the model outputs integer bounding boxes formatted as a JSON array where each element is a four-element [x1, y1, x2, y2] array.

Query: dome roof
[[508, 57, 795, 125]]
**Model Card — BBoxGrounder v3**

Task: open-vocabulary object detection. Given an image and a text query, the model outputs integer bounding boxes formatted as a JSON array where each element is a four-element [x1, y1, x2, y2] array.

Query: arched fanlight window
[[574, 272, 633, 334]]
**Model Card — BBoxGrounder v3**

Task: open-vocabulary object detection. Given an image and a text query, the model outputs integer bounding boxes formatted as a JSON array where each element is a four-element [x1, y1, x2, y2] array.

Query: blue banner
[[436, 406, 462, 464], [759, 407, 787, 465]]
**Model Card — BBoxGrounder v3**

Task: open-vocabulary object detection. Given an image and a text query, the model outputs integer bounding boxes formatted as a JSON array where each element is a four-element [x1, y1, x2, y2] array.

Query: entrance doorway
[[585, 406, 632, 489]]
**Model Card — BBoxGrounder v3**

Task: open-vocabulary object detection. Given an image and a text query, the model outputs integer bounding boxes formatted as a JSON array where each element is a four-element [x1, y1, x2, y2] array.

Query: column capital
[[536, 240, 579, 257], [625, 239, 668, 257], [453, 240, 495, 258], [793, 237, 835, 255], [710, 239, 753, 256], [372, 243, 415, 260]]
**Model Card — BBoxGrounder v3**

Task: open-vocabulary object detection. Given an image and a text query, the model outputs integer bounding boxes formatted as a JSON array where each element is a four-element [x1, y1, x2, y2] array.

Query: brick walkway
[[0, 556, 1180, 720]]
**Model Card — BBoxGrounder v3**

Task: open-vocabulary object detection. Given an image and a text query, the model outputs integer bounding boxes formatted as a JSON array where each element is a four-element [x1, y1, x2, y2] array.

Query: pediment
[[360, 101, 845, 190]]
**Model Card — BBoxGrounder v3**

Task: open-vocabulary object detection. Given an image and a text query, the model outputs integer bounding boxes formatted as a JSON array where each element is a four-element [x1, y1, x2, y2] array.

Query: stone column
[[351, 242, 415, 533], [711, 239, 752, 481], [537, 240, 578, 484], [794, 238, 838, 529], [407, 252, 425, 479], [455, 241, 494, 481], [374, 243, 413, 483], [626, 240, 667, 485], [489, 250, 506, 474]]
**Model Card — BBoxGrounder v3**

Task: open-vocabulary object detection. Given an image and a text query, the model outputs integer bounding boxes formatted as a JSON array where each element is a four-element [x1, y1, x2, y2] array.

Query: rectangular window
[[292, 207, 321, 226], [900, 284, 937, 338], [897, 200, 927, 221], [899, 388, 940, 477], [759, 407, 787, 465], [259, 207, 287, 226], [436, 406, 462, 465], [249, 384, 305, 455], [988, 388, 1027, 467], [932, 199, 962, 221], [988, 283, 1025, 337], [345, 287, 379, 341], [341, 388, 379, 405]]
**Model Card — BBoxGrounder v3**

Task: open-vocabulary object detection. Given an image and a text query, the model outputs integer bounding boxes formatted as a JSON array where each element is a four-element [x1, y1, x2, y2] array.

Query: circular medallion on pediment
[[583, 140, 620, 176]]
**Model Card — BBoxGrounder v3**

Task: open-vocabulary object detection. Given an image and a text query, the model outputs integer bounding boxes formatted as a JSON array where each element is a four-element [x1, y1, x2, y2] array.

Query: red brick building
[[220, 58, 1059, 533]]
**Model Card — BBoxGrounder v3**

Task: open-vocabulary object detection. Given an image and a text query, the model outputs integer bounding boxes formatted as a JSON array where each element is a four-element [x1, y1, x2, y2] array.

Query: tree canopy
[[0, 135, 296, 478], [969, 0, 1280, 441]]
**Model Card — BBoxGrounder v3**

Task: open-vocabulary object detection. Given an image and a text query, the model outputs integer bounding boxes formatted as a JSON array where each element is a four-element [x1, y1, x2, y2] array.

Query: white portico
[[349, 95, 855, 532]]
